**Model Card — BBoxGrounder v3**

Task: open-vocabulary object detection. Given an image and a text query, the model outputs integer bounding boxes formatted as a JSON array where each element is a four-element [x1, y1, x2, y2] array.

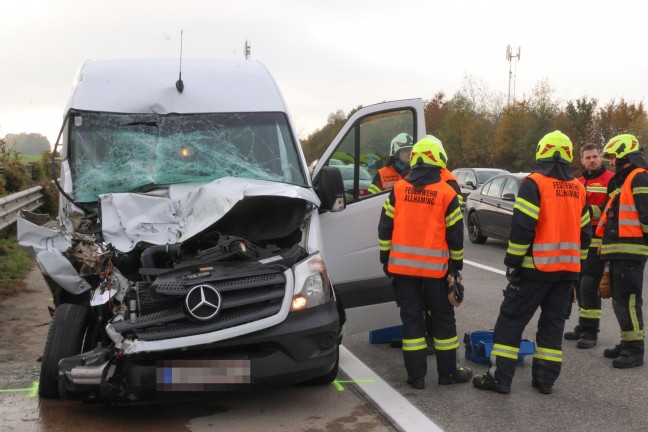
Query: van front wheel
[[39, 304, 91, 399]]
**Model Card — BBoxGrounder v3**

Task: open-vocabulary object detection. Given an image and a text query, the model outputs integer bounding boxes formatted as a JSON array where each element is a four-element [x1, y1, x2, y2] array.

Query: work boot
[[438, 367, 473, 385], [532, 379, 553, 395], [577, 336, 597, 349], [604, 344, 622, 359], [472, 373, 510, 394], [612, 352, 644, 369], [563, 325, 581, 340], [406, 376, 425, 390]]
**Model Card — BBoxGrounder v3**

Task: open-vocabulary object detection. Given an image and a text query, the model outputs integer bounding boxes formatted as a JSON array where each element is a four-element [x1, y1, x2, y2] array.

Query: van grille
[[112, 272, 287, 341]]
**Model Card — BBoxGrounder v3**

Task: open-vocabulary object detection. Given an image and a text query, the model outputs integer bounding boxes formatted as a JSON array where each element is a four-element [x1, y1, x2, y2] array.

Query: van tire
[[39, 304, 91, 399]]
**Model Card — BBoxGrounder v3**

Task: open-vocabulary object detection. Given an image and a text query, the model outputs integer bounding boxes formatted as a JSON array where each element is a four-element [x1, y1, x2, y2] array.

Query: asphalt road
[[1, 229, 647, 432], [343, 233, 648, 432]]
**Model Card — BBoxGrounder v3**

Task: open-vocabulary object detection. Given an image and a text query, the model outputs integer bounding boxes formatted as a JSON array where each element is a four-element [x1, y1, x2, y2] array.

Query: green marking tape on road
[[0, 381, 39, 398], [332, 378, 375, 392]]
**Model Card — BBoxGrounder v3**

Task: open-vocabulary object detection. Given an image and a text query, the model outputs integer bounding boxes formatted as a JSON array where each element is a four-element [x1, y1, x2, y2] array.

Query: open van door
[[311, 99, 426, 335]]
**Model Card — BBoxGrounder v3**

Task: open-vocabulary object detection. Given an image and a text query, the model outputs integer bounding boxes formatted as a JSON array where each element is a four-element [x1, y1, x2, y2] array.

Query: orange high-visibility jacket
[[375, 165, 405, 191], [528, 173, 587, 273], [596, 168, 648, 238], [387, 180, 457, 278]]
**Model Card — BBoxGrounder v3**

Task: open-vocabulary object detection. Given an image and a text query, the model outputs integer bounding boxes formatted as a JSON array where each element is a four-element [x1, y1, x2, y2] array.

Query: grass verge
[[0, 231, 34, 302]]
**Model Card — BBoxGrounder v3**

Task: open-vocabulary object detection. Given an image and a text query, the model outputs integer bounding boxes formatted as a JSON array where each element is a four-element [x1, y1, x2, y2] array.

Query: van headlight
[[291, 253, 332, 311]]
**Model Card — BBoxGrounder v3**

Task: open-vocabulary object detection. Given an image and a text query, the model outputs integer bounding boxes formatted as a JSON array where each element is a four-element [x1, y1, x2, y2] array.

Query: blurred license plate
[[156, 359, 251, 391]]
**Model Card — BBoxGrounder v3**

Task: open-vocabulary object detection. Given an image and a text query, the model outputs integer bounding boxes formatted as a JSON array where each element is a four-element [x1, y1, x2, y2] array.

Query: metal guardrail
[[0, 186, 44, 231]]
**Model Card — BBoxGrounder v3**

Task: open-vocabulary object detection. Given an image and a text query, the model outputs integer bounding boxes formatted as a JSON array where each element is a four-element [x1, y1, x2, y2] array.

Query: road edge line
[[339, 345, 444, 432]]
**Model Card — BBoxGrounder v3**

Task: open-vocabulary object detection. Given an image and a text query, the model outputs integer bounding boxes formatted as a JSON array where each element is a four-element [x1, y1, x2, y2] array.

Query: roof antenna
[[176, 30, 184, 93]]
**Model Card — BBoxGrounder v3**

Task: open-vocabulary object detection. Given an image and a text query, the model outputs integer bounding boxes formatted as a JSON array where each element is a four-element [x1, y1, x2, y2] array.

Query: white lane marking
[[464, 259, 506, 276], [339, 346, 444, 432]]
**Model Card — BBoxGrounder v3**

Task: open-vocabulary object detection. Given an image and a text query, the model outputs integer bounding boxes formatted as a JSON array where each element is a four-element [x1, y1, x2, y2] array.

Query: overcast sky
[[1, 0, 647, 146]]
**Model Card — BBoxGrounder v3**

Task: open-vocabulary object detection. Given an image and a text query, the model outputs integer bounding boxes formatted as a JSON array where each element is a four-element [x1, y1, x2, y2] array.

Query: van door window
[[323, 110, 415, 203]]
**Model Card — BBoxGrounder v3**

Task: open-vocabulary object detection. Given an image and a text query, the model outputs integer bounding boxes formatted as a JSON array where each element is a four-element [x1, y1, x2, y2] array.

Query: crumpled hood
[[101, 177, 319, 252]]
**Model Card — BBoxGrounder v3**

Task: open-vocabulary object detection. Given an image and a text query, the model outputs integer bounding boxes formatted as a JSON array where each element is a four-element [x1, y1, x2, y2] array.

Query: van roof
[[66, 58, 289, 114]]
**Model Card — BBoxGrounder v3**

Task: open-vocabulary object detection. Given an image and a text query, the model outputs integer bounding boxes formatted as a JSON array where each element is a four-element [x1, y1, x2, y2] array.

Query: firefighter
[[389, 134, 462, 354], [378, 136, 472, 390], [368, 132, 413, 194], [564, 143, 614, 348], [597, 134, 648, 369], [473, 131, 591, 395]]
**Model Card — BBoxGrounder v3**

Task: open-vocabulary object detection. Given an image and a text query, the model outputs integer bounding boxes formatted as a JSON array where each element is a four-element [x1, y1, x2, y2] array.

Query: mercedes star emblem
[[184, 284, 222, 321]]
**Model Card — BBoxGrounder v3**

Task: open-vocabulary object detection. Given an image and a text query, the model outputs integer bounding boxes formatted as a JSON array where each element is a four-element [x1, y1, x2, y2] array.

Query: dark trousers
[[392, 275, 457, 378], [492, 278, 573, 387], [575, 246, 606, 338], [610, 259, 645, 356]]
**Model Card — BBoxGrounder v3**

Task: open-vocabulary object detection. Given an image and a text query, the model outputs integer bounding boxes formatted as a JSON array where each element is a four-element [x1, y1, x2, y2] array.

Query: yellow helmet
[[602, 134, 640, 159], [410, 136, 448, 169], [535, 130, 574, 163]]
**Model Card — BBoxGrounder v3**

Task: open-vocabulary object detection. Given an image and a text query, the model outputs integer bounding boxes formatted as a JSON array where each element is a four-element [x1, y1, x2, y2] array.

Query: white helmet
[[389, 133, 414, 157], [425, 134, 444, 149]]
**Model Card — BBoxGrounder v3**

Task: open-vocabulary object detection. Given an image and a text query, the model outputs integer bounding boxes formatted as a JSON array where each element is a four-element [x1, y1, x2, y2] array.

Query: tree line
[[1, 133, 50, 154], [301, 77, 648, 177]]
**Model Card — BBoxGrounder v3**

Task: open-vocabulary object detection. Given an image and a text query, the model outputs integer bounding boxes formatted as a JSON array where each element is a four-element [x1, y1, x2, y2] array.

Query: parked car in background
[[335, 164, 373, 202], [452, 168, 509, 207], [464, 172, 529, 244]]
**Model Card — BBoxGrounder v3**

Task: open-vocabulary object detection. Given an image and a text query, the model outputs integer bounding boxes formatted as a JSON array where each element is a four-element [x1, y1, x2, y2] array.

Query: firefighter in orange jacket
[[597, 134, 648, 369], [368, 133, 413, 194], [473, 131, 591, 395], [564, 143, 614, 348], [378, 136, 472, 390]]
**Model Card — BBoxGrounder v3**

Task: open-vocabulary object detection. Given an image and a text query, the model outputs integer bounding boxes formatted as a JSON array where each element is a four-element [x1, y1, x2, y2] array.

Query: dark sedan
[[464, 172, 529, 244]]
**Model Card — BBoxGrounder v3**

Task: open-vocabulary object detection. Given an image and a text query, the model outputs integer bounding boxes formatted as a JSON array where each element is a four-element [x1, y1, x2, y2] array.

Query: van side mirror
[[313, 166, 346, 212], [465, 180, 476, 188], [502, 193, 516, 201]]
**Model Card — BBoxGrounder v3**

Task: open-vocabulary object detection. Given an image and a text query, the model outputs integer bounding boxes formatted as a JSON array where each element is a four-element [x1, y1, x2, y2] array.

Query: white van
[[17, 58, 425, 401]]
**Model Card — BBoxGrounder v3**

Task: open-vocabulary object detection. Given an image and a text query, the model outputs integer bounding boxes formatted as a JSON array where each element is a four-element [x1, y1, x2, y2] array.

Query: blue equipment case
[[369, 325, 403, 344], [464, 330, 535, 364]]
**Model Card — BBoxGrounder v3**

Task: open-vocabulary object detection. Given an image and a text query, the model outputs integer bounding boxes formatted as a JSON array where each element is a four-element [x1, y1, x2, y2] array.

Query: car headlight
[[291, 253, 332, 311]]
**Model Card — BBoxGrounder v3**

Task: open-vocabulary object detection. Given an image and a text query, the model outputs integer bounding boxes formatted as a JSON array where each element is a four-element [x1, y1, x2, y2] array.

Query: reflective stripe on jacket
[[387, 180, 458, 278], [522, 173, 587, 273], [597, 168, 648, 258]]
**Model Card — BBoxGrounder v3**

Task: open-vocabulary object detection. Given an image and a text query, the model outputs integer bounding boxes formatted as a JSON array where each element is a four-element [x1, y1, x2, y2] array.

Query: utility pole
[[244, 39, 251, 60], [506, 45, 521, 105]]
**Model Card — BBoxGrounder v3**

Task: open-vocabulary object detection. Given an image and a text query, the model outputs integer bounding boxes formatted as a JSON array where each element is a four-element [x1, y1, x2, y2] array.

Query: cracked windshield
[[69, 111, 306, 202]]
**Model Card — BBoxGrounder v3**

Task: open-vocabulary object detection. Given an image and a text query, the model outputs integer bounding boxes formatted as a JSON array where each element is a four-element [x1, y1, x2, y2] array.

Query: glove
[[599, 267, 611, 299], [446, 272, 464, 307], [383, 263, 391, 278], [506, 267, 521, 284]]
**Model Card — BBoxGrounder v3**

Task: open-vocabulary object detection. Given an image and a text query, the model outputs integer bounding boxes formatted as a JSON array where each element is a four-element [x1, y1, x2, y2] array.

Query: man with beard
[[564, 143, 614, 348]]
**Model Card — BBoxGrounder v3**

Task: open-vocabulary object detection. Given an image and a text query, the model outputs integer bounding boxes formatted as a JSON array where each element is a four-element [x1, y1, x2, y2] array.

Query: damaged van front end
[[18, 59, 346, 401]]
